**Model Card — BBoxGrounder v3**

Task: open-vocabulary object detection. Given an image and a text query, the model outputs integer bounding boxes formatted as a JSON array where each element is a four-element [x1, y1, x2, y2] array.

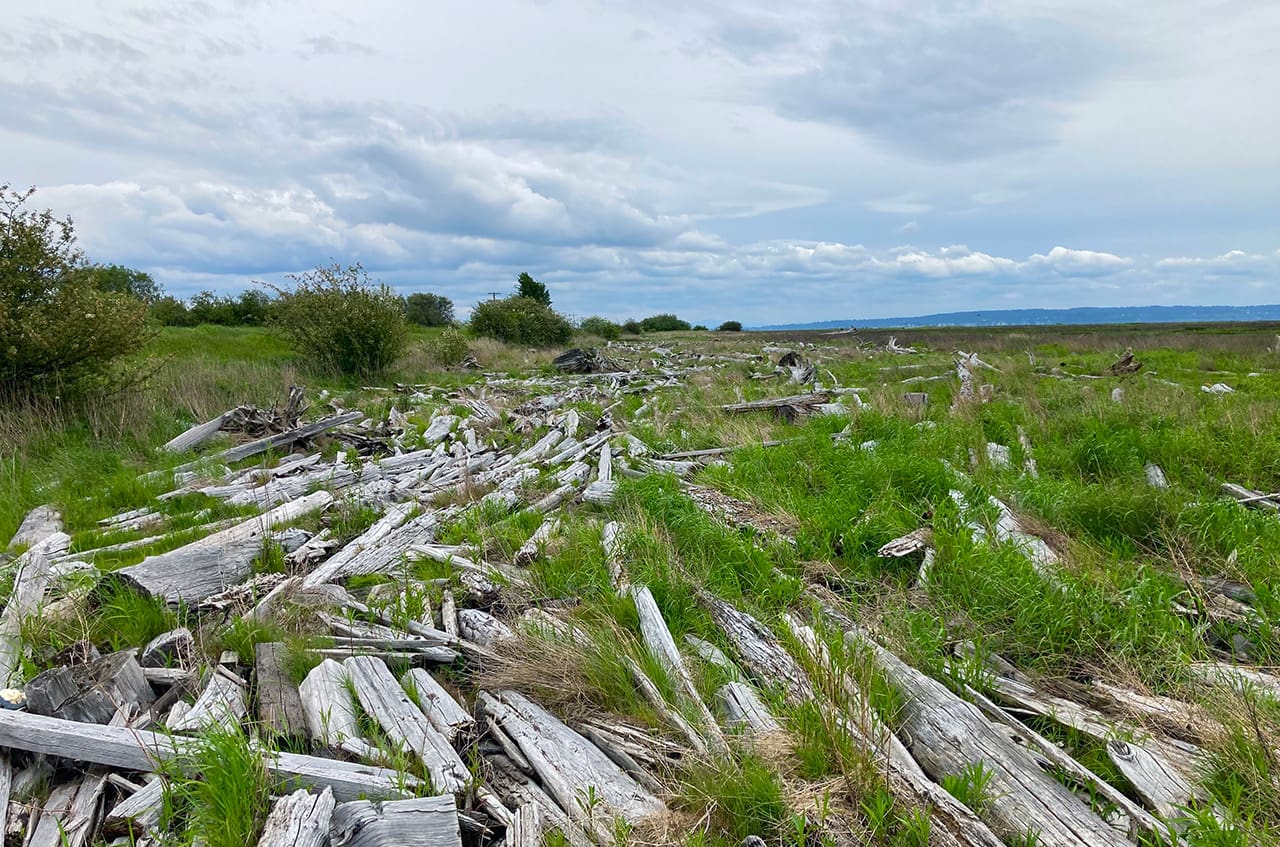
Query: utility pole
[[487, 291, 500, 301]]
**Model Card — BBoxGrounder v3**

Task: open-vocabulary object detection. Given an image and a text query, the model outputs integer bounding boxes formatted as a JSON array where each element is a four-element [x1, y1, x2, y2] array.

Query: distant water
[[754, 304, 1280, 330]]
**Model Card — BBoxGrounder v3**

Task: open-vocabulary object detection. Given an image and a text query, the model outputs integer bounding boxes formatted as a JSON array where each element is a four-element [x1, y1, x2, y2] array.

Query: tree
[[150, 295, 193, 326], [717, 320, 743, 332], [0, 185, 151, 394], [470, 296, 573, 346], [515, 272, 551, 306], [85, 264, 161, 303], [405, 292, 455, 327], [639, 313, 691, 332], [579, 316, 620, 340], [188, 290, 236, 325]]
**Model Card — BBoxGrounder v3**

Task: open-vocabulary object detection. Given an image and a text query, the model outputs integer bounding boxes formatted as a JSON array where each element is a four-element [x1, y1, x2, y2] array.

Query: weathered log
[[342, 656, 470, 794], [0, 709, 415, 800], [331, 794, 461, 847], [720, 392, 832, 414], [1144, 463, 1169, 489], [299, 659, 381, 760], [256, 787, 336, 847], [514, 517, 559, 566], [702, 594, 812, 703], [255, 642, 309, 743], [478, 690, 665, 842], [6, 506, 62, 550], [401, 668, 473, 742], [25, 650, 154, 724], [26, 771, 106, 847], [877, 528, 933, 558], [846, 627, 1132, 846], [507, 802, 541, 847], [113, 491, 333, 603], [602, 521, 626, 590], [456, 609, 515, 647], [162, 411, 230, 453], [1107, 348, 1142, 375], [553, 348, 618, 375], [303, 508, 440, 588], [0, 531, 70, 685], [1220, 482, 1280, 512], [716, 682, 780, 735], [161, 411, 362, 478], [631, 585, 727, 753]]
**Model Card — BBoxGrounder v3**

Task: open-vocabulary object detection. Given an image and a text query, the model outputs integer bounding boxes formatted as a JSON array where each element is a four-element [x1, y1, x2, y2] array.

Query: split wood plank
[[330, 794, 461, 847], [160, 411, 362, 478], [104, 775, 164, 838], [343, 656, 470, 794], [255, 642, 309, 743], [402, 668, 473, 742], [6, 506, 63, 550], [298, 659, 381, 760], [26, 771, 106, 847], [0, 531, 71, 686], [169, 667, 248, 732], [0, 708, 416, 801], [716, 682, 780, 735], [161, 412, 230, 453], [702, 594, 813, 703], [255, 787, 336, 847]]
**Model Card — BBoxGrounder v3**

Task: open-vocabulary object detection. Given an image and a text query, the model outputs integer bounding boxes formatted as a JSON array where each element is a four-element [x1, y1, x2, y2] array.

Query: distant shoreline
[[752, 304, 1280, 331]]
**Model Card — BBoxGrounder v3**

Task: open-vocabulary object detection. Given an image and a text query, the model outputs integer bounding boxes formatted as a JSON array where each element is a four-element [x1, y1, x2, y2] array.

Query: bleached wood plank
[[169, 668, 248, 733], [330, 794, 460, 847], [0, 531, 70, 685], [26, 772, 106, 847], [401, 668, 473, 742], [255, 787, 335, 847], [255, 642, 308, 742], [298, 659, 380, 760], [0, 708, 416, 801], [162, 412, 229, 453]]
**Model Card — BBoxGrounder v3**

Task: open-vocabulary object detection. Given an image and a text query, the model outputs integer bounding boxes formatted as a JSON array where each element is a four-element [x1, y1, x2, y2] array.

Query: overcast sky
[[3, 0, 1278, 324]]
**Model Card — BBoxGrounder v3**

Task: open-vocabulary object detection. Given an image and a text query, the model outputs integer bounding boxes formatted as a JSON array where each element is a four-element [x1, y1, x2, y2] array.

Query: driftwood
[[256, 787, 336, 847], [162, 411, 230, 453], [401, 668, 473, 742], [104, 775, 165, 838], [162, 411, 362, 478], [457, 609, 516, 647], [26, 771, 106, 847], [140, 627, 194, 668], [703, 595, 812, 703], [303, 506, 438, 587], [845, 627, 1131, 846], [1144, 463, 1169, 489], [114, 491, 333, 603], [1108, 348, 1142, 374], [553, 348, 617, 375], [0, 708, 415, 800], [255, 642, 309, 743], [0, 531, 71, 685], [343, 656, 470, 793], [602, 521, 627, 590], [1220, 482, 1280, 512], [169, 666, 248, 732], [331, 795, 461, 847], [299, 659, 380, 759], [6, 506, 63, 549], [720, 391, 831, 415], [631, 585, 727, 753], [25, 650, 154, 724], [478, 689, 665, 841], [715, 681, 780, 735], [514, 517, 559, 566], [877, 528, 933, 558]]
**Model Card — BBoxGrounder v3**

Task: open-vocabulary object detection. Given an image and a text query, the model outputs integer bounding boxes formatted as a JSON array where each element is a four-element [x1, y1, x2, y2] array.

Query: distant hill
[[753, 304, 1280, 330]]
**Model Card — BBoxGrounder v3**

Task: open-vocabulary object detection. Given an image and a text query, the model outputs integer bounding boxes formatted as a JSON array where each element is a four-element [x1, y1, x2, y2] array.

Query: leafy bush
[[639, 313, 691, 332], [515, 272, 551, 306], [405, 292, 454, 326], [579, 315, 620, 340], [269, 263, 407, 376], [621, 319, 642, 335], [692, 324, 708, 331], [150, 295, 194, 326], [77, 264, 161, 302], [717, 320, 743, 332], [425, 326, 471, 366], [470, 296, 573, 346], [0, 185, 151, 394]]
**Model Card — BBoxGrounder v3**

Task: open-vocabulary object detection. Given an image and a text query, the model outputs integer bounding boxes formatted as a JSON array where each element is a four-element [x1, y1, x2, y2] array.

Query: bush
[[425, 326, 471, 366], [717, 320, 743, 332], [78, 264, 161, 303], [269, 263, 407, 376], [515, 272, 551, 306], [405, 292, 454, 327], [621, 319, 642, 335], [188, 290, 237, 325], [0, 185, 151, 394], [692, 324, 708, 331], [639, 313, 691, 332], [470, 296, 573, 346], [579, 315, 620, 340], [230, 290, 275, 326], [150, 295, 194, 326]]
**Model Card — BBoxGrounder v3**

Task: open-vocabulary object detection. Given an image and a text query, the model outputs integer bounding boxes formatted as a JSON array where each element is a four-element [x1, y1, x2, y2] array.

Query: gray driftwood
[[255, 642, 309, 742], [342, 656, 470, 793], [162, 412, 230, 453], [0, 708, 416, 800], [330, 794, 461, 847], [298, 659, 380, 759], [114, 491, 333, 603], [256, 787, 336, 847], [25, 650, 154, 724], [716, 682, 780, 735], [168, 667, 248, 732], [7, 506, 63, 550], [401, 668, 473, 741], [26, 771, 106, 847], [0, 531, 71, 685]]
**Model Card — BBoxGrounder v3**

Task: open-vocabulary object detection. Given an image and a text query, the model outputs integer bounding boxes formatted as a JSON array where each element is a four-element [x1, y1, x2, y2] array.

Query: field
[[2, 322, 1279, 847]]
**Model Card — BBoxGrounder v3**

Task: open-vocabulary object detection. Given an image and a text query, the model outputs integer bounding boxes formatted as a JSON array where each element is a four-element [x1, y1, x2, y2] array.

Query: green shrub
[[426, 326, 471, 366], [639, 313, 691, 332], [405, 292, 454, 326], [621, 319, 642, 335], [150, 295, 194, 326], [269, 262, 407, 376], [470, 296, 573, 346], [717, 320, 743, 332], [579, 315, 620, 340], [515, 271, 551, 306], [0, 185, 152, 395]]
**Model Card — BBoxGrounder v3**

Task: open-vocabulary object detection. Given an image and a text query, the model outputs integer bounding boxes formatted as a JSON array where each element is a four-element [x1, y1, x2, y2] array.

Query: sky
[[2, 0, 1279, 325]]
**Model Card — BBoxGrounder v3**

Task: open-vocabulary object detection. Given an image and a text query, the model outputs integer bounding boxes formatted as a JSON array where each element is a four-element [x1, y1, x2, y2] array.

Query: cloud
[[771, 7, 1118, 160], [299, 35, 377, 59], [1028, 246, 1132, 275]]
